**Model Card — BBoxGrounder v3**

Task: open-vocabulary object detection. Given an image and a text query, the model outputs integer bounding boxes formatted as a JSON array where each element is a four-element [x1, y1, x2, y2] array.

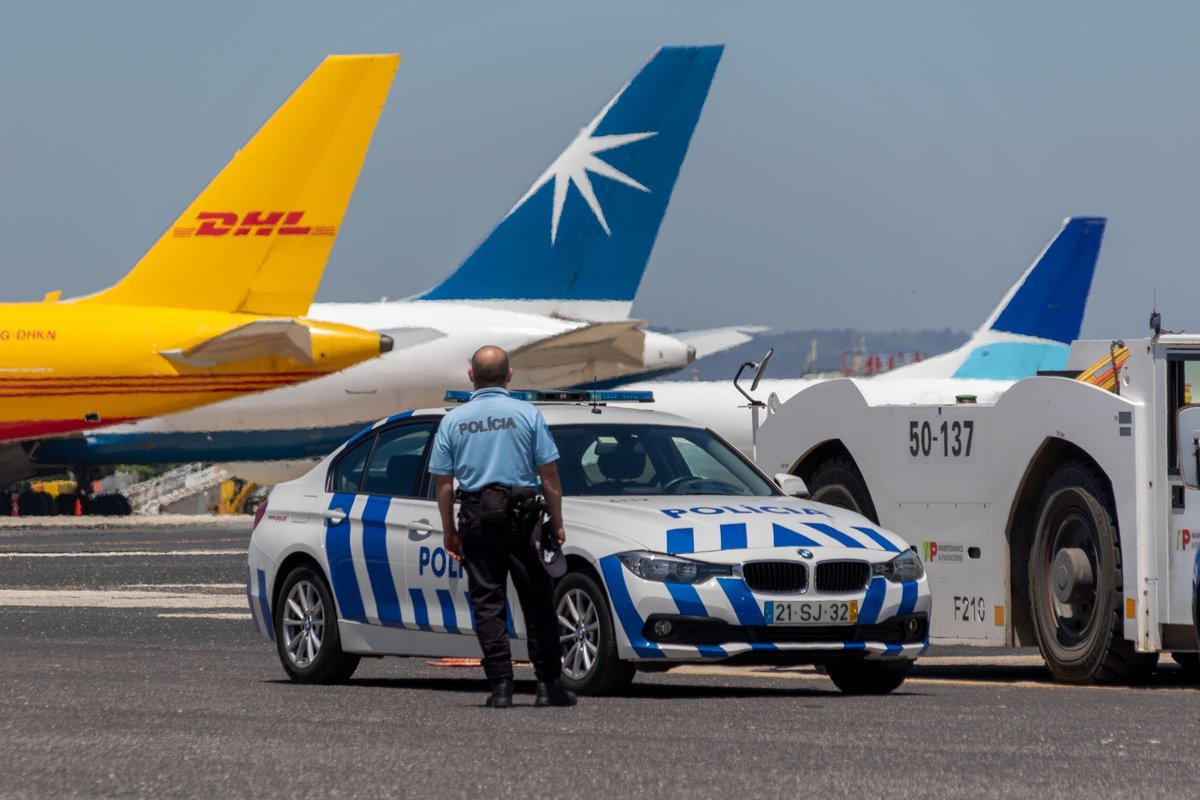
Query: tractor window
[[1168, 358, 1200, 476]]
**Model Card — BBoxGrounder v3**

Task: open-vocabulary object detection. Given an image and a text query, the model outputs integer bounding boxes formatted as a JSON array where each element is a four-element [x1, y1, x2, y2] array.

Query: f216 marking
[[908, 419, 974, 458]]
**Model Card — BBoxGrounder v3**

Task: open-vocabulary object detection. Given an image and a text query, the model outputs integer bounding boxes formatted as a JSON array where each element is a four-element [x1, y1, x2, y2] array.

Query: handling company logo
[[921, 541, 965, 563], [1175, 528, 1200, 551], [172, 211, 336, 238]]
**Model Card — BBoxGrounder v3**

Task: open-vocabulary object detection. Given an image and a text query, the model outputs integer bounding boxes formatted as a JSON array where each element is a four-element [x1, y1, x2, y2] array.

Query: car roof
[[376, 401, 706, 430]]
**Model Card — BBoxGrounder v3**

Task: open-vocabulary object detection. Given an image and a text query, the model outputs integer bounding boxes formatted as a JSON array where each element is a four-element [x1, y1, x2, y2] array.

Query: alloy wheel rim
[[282, 580, 325, 669], [557, 588, 600, 680]]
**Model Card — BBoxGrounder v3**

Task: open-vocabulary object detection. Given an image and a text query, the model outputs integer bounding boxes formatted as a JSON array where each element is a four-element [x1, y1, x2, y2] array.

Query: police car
[[246, 390, 931, 695]]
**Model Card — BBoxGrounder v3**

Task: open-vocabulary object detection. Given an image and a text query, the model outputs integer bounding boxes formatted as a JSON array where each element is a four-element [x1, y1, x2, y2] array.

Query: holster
[[477, 484, 543, 532]]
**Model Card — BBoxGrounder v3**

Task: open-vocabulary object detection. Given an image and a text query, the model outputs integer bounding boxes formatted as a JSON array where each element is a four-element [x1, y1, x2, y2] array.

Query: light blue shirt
[[428, 387, 559, 492]]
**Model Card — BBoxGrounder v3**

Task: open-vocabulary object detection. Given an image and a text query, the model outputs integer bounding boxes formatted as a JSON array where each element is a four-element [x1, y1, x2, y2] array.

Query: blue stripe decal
[[717, 579, 764, 625], [803, 523, 866, 549], [772, 523, 821, 548], [256, 569, 274, 642], [666, 528, 694, 554], [361, 495, 403, 627], [859, 578, 887, 625], [464, 592, 476, 631], [664, 583, 724, 657], [884, 644, 904, 655], [898, 581, 919, 616], [505, 604, 518, 638], [409, 589, 432, 631], [720, 523, 747, 550], [599, 555, 664, 658], [665, 582, 708, 618], [256, 569, 275, 641], [843, 641, 866, 650], [436, 590, 460, 634], [245, 566, 262, 637], [325, 493, 365, 622], [851, 526, 901, 553]]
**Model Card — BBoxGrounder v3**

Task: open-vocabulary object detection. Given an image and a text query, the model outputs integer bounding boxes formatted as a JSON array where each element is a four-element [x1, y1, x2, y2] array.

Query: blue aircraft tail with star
[[414, 45, 723, 321]]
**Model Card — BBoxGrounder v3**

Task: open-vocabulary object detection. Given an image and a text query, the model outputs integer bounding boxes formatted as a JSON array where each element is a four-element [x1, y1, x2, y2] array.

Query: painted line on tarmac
[[157, 612, 252, 620], [0, 589, 245, 609], [0, 549, 243, 559], [670, 664, 1200, 693], [127, 583, 245, 590]]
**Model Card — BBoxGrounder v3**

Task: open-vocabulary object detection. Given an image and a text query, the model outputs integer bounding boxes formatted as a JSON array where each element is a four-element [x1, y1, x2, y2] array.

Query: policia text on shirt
[[428, 346, 576, 709]]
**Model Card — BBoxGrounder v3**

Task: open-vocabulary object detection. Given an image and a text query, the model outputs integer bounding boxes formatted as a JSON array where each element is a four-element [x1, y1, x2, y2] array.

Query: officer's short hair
[[471, 346, 510, 387]]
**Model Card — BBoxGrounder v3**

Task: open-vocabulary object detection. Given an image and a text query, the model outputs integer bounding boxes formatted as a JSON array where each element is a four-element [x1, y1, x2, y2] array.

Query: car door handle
[[323, 510, 346, 526], [409, 519, 437, 533]]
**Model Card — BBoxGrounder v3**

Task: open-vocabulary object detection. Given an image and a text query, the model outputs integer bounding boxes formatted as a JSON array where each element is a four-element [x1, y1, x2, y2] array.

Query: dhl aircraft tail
[[80, 54, 400, 316]]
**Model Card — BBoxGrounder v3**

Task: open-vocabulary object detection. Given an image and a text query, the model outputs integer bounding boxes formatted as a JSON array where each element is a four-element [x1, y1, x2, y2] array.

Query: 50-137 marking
[[908, 419, 975, 459]]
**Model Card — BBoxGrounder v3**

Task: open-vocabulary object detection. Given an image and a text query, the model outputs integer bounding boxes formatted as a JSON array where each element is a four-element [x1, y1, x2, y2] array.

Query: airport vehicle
[[246, 390, 931, 695], [755, 323, 1200, 683], [40, 46, 739, 485], [635, 216, 1106, 453], [0, 55, 399, 483]]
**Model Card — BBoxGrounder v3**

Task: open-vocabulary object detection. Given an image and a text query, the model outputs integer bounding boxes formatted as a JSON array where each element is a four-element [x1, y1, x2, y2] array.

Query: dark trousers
[[459, 498, 562, 685]]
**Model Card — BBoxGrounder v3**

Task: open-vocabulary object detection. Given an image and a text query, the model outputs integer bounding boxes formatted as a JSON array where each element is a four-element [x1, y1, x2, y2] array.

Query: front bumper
[[599, 554, 931, 663]]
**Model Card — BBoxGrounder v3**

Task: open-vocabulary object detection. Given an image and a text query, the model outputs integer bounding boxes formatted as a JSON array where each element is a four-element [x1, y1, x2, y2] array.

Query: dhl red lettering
[[188, 211, 323, 237], [194, 212, 238, 236], [278, 211, 311, 235], [234, 211, 285, 236]]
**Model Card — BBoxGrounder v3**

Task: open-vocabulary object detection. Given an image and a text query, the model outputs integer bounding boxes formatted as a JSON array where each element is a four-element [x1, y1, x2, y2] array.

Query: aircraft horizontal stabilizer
[[161, 319, 314, 367], [674, 325, 768, 360]]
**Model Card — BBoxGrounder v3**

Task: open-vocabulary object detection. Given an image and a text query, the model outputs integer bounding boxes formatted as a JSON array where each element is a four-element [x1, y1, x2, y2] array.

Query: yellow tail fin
[[82, 54, 400, 315]]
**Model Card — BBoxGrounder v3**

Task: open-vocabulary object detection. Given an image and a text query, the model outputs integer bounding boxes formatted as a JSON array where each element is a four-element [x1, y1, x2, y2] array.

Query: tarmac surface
[[2, 518, 1199, 799]]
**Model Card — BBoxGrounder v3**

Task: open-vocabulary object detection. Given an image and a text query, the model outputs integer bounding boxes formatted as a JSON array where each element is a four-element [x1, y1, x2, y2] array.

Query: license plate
[[764, 600, 858, 625]]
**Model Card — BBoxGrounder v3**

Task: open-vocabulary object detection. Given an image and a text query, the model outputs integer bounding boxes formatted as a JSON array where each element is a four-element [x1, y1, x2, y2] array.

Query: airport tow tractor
[[749, 317, 1200, 683]]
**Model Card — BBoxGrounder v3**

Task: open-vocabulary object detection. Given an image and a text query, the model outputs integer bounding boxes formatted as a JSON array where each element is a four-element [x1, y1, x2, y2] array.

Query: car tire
[[274, 565, 360, 684], [1027, 460, 1154, 683], [555, 571, 635, 696], [826, 660, 911, 694], [806, 456, 879, 523]]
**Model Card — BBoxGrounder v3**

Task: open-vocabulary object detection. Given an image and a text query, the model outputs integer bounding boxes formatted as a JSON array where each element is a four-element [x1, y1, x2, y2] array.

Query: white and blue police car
[[247, 390, 931, 695]]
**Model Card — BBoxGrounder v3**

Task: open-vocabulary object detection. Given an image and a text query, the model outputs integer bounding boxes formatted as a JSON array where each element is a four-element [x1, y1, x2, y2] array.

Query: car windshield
[[551, 424, 778, 497]]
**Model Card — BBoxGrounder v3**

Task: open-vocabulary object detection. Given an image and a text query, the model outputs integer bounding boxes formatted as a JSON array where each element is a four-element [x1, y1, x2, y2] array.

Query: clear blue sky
[[1, 2, 1196, 339]]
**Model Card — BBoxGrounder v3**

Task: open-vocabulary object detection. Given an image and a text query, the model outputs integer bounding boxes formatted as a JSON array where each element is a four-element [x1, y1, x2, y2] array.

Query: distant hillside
[[662, 328, 969, 382]]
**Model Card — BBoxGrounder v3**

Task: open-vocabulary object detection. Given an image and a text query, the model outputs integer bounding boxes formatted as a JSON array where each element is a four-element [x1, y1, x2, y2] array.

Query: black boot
[[534, 680, 577, 707], [485, 679, 513, 708]]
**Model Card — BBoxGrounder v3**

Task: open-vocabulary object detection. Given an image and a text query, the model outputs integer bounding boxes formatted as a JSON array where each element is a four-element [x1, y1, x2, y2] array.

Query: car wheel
[[555, 571, 635, 696], [1028, 460, 1154, 683], [826, 660, 911, 694], [274, 565, 360, 683], [806, 456, 878, 523]]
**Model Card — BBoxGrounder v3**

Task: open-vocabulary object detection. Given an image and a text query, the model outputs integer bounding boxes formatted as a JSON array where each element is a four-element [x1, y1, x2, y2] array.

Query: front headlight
[[872, 550, 925, 583], [616, 551, 733, 584]]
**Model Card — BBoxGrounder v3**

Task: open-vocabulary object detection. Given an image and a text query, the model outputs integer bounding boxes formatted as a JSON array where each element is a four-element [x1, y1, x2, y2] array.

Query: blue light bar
[[443, 389, 655, 404]]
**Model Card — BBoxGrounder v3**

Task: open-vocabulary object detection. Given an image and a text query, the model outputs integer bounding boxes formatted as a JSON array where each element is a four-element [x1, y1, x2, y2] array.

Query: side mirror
[[775, 473, 809, 499], [1178, 407, 1200, 489]]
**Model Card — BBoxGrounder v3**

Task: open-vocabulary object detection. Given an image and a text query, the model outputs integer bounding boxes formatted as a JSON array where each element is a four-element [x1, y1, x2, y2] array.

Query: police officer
[[428, 345, 576, 708]]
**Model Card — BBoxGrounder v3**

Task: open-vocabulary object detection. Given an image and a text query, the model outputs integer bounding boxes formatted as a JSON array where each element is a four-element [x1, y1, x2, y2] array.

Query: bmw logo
[[798, 549, 813, 559]]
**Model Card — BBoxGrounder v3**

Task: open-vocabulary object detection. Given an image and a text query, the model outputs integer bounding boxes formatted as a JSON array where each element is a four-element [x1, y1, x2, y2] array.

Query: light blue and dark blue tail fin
[[978, 216, 1105, 344], [950, 216, 1106, 379], [415, 45, 723, 321]]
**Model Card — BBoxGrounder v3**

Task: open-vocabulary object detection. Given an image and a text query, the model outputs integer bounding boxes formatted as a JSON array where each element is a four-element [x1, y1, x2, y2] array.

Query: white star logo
[[510, 89, 657, 244]]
